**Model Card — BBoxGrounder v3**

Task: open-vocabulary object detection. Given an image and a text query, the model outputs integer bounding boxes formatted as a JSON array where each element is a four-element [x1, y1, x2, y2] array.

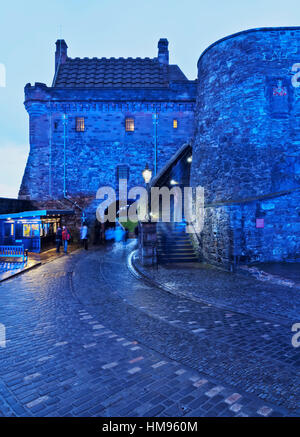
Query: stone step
[[158, 247, 196, 252], [157, 235, 191, 240], [156, 220, 198, 263], [158, 257, 199, 263], [157, 241, 193, 247], [158, 253, 198, 259]]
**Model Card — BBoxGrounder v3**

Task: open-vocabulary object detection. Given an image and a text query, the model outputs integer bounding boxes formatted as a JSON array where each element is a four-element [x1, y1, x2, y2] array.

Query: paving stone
[[0, 247, 294, 418]]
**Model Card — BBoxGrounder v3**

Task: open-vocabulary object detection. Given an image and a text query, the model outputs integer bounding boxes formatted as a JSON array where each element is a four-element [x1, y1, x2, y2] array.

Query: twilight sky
[[0, 0, 300, 198]]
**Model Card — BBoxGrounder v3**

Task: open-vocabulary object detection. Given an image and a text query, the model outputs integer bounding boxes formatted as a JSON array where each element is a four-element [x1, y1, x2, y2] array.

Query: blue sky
[[1, 0, 300, 197]]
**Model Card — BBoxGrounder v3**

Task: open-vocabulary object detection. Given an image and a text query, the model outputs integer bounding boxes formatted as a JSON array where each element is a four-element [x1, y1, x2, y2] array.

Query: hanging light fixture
[[142, 163, 152, 184]]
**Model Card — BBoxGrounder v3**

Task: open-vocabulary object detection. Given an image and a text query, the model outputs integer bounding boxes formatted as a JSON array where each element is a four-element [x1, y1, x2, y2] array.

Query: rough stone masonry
[[191, 27, 300, 268]]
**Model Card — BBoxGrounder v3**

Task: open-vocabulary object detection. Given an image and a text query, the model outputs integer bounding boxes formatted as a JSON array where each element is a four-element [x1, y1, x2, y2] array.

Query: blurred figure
[[62, 226, 71, 253], [105, 227, 115, 242], [100, 222, 105, 244], [93, 219, 101, 245], [114, 225, 126, 244], [80, 222, 89, 250], [56, 226, 62, 253]]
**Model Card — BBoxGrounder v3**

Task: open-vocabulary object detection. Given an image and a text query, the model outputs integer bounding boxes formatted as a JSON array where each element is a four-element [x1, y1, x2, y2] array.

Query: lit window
[[125, 118, 134, 132], [23, 224, 30, 237], [76, 117, 85, 132], [173, 119, 178, 129], [10, 223, 14, 236], [31, 224, 40, 237]]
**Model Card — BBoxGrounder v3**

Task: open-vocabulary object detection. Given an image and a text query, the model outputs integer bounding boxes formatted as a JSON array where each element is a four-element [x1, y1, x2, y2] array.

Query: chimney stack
[[158, 38, 169, 65], [55, 39, 68, 72]]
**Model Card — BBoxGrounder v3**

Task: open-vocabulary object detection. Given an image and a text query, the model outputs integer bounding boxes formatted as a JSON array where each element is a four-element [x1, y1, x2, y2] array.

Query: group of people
[[55, 222, 89, 254], [55, 221, 135, 254]]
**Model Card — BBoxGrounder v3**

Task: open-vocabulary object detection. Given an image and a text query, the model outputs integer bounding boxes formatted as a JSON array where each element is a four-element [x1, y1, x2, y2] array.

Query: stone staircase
[[156, 221, 199, 263]]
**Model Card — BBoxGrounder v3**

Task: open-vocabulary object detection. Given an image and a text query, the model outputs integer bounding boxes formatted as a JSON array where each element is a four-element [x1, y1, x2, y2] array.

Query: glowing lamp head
[[142, 163, 152, 184]]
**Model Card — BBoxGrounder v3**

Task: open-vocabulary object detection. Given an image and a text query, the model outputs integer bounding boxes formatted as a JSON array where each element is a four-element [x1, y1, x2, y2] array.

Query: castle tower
[[191, 27, 300, 267]]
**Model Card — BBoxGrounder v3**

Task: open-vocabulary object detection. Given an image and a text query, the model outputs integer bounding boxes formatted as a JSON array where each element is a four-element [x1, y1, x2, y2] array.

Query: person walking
[[62, 226, 71, 253], [114, 225, 126, 245], [56, 226, 62, 253], [80, 222, 89, 250]]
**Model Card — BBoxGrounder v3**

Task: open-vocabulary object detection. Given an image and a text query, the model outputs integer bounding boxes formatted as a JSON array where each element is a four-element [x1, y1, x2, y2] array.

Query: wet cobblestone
[[133, 254, 300, 325], [0, 243, 297, 416]]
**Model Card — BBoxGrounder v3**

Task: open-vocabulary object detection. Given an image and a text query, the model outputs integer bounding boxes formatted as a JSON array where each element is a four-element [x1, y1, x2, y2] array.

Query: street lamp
[[142, 163, 152, 221], [142, 163, 152, 185]]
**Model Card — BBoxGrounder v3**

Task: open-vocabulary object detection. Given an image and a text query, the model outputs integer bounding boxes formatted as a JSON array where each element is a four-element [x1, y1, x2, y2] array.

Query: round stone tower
[[191, 27, 300, 268]]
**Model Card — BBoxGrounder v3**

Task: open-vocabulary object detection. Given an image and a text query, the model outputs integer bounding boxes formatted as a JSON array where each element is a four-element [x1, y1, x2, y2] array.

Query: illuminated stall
[[0, 210, 74, 252]]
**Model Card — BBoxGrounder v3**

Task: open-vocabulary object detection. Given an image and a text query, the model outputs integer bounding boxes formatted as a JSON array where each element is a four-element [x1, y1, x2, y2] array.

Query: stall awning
[[0, 210, 75, 220]]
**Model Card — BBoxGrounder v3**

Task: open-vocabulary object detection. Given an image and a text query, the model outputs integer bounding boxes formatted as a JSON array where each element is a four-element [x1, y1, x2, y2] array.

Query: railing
[[0, 245, 28, 263]]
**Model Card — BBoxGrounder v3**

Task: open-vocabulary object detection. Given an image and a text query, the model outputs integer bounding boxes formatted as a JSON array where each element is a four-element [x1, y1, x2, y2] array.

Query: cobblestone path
[[0, 243, 298, 417]]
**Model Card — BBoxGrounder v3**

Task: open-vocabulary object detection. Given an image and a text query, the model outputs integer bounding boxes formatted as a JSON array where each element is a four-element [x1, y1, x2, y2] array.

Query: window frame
[[125, 117, 135, 132], [75, 117, 85, 132]]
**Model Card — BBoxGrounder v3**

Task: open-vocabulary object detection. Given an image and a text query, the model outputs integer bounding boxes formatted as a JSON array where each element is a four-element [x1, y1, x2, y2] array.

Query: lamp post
[[142, 163, 152, 221], [140, 163, 156, 267]]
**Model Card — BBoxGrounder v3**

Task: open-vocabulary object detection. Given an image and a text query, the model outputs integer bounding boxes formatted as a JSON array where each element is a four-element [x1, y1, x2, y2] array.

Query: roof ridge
[[66, 56, 157, 62]]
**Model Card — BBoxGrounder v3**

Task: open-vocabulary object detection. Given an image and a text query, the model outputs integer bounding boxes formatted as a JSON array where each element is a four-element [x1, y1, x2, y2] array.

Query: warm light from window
[[173, 119, 178, 129], [23, 224, 30, 237], [76, 117, 85, 132], [125, 118, 134, 132]]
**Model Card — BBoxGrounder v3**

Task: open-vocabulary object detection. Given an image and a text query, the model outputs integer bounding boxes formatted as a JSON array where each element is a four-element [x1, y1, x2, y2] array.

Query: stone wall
[[191, 27, 300, 267]]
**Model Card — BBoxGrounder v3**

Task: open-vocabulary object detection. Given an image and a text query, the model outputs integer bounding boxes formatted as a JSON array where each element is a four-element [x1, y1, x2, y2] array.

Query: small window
[[76, 117, 85, 132], [125, 117, 134, 132], [23, 224, 30, 237], [54, 121, 58, 130], [173, 119, 178, 129]]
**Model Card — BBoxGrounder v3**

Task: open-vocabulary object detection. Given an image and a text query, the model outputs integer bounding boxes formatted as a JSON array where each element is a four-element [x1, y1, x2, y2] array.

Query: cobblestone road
[[0, 243, 298, 417]]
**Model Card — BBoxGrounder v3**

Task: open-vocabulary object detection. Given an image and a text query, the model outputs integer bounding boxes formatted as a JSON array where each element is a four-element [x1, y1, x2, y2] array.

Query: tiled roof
[[53, 57, 189, 88]]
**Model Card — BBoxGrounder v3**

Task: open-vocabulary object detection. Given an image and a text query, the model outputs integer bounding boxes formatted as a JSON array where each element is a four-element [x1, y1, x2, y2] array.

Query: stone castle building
[[19, 28, 300, 267], [19, 38, 196, 209]]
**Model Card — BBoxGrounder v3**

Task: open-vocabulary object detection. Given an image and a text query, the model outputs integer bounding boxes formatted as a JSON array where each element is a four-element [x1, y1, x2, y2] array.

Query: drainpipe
[[49, 106, 52, 197], [63, 113, 67, 197], [63, 196, 86, 223], [153, 109, 158, 176]]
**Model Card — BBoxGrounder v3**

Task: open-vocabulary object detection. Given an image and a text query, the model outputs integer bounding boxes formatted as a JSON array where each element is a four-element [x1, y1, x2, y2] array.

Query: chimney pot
[[157, 38, 169, 65]]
